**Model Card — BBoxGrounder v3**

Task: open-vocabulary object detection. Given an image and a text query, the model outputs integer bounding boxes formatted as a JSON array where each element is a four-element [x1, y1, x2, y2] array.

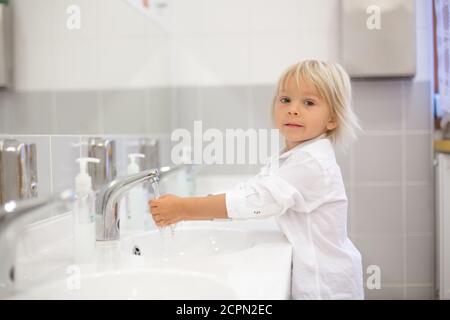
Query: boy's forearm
[[182, 194, 229, 220]]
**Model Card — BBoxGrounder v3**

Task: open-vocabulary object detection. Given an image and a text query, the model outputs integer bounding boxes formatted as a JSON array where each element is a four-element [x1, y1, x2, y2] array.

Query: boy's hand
[[149, 194, 186, 228]]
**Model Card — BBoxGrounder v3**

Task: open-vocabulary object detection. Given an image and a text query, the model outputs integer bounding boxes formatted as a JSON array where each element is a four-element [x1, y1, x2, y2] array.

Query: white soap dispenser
[[125, 153, 148, 231], [73, 157, 99, 263]]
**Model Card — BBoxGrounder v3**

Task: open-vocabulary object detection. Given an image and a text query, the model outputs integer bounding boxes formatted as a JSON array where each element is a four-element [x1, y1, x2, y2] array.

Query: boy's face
[[273, 75, 336, 151]]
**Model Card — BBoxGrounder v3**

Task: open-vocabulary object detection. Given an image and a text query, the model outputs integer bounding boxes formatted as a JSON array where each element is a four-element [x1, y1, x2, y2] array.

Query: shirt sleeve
[[225, 152, 329, 219]]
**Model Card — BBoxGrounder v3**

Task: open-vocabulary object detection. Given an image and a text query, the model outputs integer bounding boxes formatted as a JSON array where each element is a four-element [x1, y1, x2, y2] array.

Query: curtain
[[435, 0, 450, 121]]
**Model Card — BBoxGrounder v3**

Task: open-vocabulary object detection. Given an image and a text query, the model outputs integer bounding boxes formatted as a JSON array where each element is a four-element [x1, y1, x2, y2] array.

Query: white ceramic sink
[[12, 269, 237, 300], [121, 226, 254, 260], [10, 217, 292, 300]]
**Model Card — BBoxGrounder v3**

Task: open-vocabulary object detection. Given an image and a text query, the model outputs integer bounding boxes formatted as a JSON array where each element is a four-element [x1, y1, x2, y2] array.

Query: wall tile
[[14, 0, 169, 91], [249, 31, 335, 85], [269, 29, 339, 81], [203, 0, 250, 34], [148, 88, 172, 134], [353, 185, 403, 236], [250, 85, 275, 130], [249, 0, 302, 32], [52, 37, 99, 90], [54, 91, 100, 134], [406, 185, 434, 235], [98, 36, 169, 89], [102, 90, 148, 134], [172, 87, 201, 132], [53, 0, 99, 39], [297, 28, 339, 61], [7, 92, 55, 134], [352, 80, 403, 131], [13, 0, 53, 42], [169, 36, 208, 86], [200, 86, 249, 130], [405, 286, 435, 300], [364, 286, 405, 300], [404, 81, 432, 130], [353, 134, 402, 182], [200, 35, 250, 86], [405, 134, 432, 182], [50, 136, 81, 194], [98, 0, 162, 38], [50, 0, 100, 90], [297, 0, 340, 32], [170, 0, 205, 34], [14, 38, 55, 91], [353, 235, 404, 285], [406, 235, 434, 285]]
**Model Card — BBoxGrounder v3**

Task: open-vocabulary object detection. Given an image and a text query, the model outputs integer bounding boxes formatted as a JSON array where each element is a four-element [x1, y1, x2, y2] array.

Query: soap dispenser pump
[[127, 153, 145, 175], [125, 153, 148, 231], [73, 157, 99, 263], [76, 157, 99, 195]]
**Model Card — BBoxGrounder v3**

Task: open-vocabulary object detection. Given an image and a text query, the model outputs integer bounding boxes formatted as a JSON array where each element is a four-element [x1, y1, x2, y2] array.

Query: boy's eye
[[304, 100, 315, 106], [279, 97, 291, 104]]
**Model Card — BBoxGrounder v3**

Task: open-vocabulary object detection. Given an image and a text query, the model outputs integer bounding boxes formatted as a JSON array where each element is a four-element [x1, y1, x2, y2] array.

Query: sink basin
[[11, 269, 238, 299], [121, 227, 254, 260]]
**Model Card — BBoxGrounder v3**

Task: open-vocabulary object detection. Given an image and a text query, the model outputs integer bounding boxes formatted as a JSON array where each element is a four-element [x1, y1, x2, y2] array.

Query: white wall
[[169, 0, 340, 86], [10, 0, 433, 88], [12, 0, 169, 90]]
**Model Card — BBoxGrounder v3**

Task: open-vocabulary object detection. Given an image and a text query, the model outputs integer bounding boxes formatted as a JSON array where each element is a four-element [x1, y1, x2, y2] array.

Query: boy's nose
[[287, 101, 300, 116]]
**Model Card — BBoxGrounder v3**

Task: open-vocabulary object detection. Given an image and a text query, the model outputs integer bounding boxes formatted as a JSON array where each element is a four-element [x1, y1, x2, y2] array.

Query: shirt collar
[[277, 133, 328, 160]]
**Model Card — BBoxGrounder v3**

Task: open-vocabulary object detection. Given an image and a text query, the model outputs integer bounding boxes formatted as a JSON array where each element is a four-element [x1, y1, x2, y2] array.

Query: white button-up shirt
[[225, 135, 364, 299]]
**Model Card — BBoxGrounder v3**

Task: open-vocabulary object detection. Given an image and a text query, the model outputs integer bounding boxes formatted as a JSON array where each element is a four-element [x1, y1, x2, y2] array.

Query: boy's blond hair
[[272, 60, 361, 150]]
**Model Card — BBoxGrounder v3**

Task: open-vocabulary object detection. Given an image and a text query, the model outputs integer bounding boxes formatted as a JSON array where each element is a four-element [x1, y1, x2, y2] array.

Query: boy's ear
[[326, 118, 337, 131]]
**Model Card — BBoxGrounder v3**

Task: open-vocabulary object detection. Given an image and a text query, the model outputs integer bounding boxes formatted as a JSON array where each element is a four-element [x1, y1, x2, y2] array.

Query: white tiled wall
[[1, 0, 433, 89], [169, 0, 340, 86], [0, 88, 172, 135], [12, 0, 169, 90], [341, 77, 434, 299]]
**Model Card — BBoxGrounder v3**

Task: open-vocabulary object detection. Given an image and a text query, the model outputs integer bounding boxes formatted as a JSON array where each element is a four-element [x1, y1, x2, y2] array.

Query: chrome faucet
[[96, 165, 187, 241], [96, 168, 159, 241], [0, 190, 75, 297]]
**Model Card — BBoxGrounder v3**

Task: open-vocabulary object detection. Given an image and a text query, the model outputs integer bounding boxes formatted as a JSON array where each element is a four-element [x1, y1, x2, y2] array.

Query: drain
[[132, 245, 141, 256]]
